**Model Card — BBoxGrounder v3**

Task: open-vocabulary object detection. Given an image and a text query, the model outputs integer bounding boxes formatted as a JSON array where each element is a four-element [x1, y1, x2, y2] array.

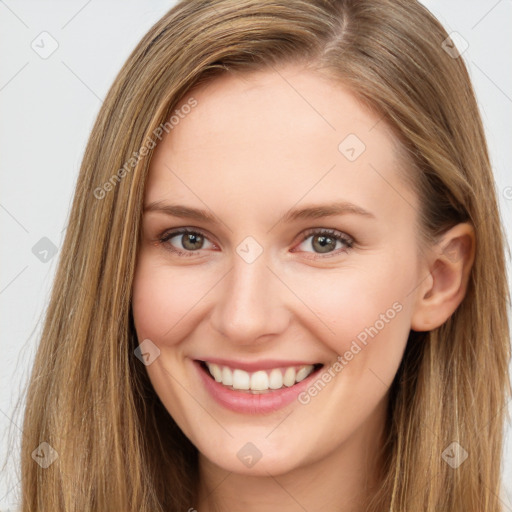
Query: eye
[[159, 228, 216, 256], [156, 227, 354, 258], [293, 228, 354, 257]]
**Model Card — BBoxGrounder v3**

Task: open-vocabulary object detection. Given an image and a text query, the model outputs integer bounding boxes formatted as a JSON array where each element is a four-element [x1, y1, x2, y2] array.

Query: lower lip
[[193, 360, 322, 414]]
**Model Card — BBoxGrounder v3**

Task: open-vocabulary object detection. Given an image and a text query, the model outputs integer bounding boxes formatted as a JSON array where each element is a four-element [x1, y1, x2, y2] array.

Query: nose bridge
[[210, 249, 289, 344]]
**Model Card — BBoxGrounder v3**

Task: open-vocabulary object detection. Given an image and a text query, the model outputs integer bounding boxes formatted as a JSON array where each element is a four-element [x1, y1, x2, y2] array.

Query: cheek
[[291, 254, 414, 363], [131, 254, 211, 343], [131, 255, 207, 430]]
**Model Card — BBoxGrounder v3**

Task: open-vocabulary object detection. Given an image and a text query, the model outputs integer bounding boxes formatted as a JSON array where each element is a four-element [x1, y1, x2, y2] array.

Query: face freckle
[[131, 63, 423, 478]]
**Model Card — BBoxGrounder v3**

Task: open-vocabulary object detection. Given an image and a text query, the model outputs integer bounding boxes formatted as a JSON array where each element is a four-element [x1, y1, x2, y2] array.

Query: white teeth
[[283, 367, 296, 387], [204, 362, 315, 392], [269, 368, 283, 389], [232, 369, 250, 390], [222, 366, 233, 386], [210, 363, 222, 382], [250, 371, 269, 391], [295, 366, 310, 382]]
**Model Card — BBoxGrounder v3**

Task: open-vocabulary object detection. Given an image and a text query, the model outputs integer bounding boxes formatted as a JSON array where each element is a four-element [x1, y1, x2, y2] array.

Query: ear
[[411, 222, 475, 332]]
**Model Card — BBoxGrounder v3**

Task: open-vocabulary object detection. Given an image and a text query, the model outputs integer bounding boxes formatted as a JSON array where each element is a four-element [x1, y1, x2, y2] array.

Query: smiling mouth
[[198, 361, 324, 394]]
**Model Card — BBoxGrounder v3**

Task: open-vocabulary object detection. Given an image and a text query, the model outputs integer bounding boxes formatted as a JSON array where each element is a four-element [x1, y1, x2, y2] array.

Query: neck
[[196, 396, 389, 512]]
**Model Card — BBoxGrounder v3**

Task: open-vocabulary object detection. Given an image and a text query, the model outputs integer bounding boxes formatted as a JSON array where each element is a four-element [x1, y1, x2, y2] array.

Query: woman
[[19, 0, 511, 510]]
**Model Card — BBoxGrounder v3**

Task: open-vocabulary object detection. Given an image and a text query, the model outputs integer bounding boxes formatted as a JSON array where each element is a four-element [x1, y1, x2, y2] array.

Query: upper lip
[[196, 358, 322, 372]]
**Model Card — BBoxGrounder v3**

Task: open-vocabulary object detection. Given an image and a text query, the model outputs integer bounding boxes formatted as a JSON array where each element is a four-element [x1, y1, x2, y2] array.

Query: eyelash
[[157, 227, 354, 259]]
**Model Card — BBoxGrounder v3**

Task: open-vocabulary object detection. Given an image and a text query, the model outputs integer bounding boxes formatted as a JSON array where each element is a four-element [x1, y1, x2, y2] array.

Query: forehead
[[145, 64, 417, 227], [166, 66, 387, 155]]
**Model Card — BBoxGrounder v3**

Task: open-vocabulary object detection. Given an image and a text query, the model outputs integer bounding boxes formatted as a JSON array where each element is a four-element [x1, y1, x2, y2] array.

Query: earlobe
[[411, 222, 475, 332]]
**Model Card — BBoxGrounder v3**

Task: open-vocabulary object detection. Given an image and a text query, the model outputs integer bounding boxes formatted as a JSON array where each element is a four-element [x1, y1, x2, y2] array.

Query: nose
[[209, 252, 291, 346]]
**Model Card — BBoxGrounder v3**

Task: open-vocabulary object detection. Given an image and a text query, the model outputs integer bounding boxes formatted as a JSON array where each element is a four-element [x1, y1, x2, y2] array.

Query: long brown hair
[[14, 0, 510, 510]]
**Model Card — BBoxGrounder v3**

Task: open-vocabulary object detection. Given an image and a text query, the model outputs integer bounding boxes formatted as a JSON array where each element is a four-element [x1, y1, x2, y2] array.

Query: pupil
[[183, 233, 203, 250], [313, 235, 335, 253]]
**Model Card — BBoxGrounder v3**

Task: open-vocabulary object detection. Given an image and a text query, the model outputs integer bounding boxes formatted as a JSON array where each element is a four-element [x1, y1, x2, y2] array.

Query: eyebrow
[[143, 200, 375, 223]]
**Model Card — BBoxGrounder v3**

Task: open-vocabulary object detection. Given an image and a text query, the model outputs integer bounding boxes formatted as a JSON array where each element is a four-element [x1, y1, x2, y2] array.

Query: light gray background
[[1, 1, 511, 510]]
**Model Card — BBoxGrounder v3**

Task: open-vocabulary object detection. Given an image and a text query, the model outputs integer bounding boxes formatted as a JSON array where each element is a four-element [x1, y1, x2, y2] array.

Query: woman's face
[[132, 64, 426, 476]]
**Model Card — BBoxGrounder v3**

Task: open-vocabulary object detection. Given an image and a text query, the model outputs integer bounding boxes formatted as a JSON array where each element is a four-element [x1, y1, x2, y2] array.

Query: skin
[[131, 63, 475, 512]]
